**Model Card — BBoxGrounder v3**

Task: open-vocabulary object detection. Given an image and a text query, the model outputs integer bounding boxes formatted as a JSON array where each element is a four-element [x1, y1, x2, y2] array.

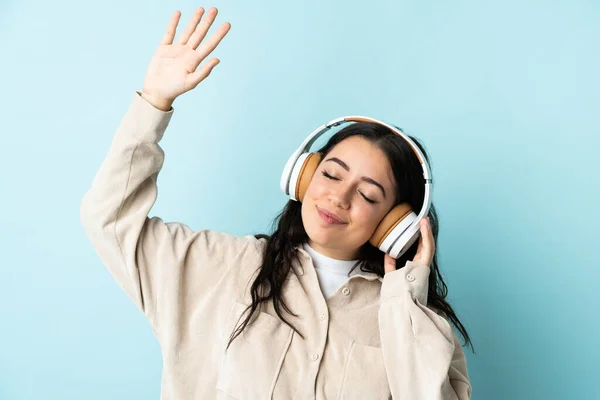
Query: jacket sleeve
[[379, 261, 472, 400], [79, 91, 249, 332]]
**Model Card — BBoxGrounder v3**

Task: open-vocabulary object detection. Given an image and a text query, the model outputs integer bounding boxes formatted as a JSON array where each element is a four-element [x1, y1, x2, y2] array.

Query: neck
[[306, 238, 359, 260]]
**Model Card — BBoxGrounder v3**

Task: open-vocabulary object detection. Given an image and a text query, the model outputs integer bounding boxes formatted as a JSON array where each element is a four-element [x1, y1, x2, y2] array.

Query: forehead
[[326, 136, 394, 182]]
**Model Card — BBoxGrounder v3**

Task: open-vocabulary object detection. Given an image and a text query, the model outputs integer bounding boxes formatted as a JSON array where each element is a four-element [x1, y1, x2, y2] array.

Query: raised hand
[[141, 6, 231, 111]]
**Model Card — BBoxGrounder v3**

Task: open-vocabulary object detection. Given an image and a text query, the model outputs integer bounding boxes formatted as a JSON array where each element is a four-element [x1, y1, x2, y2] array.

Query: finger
[[187, 7, 219, 50], [420, 218, 434, 264], [160, 10, 181, 45], [177, 7, 205, 45], [415, 226, 424, 257], [186, 58, 220, 90], [192, 22, 231, 65], [427, 218, 435, 257]]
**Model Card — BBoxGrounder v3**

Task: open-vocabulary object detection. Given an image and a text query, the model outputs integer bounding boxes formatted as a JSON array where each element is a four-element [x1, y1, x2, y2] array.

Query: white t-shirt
[[302, 242, 363, 299]]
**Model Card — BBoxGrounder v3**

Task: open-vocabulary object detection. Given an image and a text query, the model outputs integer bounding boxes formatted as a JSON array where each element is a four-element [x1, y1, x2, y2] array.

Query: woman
[[80, 6, 473, 399]]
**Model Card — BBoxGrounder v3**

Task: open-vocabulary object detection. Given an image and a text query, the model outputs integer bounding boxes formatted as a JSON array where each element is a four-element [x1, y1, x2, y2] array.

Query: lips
[[316, 206, 346, 224]]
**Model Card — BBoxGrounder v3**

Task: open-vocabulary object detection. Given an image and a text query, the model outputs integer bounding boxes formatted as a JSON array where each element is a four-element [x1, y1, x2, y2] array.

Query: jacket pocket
[[338, 342, 391, 400], [216, 300, 293, 399]]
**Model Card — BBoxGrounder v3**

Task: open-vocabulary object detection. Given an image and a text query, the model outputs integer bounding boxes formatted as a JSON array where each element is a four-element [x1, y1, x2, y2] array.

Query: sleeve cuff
[[380, 261, 430, 305], [117, 91, 174, 143]]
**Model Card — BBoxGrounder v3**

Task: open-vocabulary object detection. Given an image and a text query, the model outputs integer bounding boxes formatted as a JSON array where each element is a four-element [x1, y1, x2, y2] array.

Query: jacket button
[[406, 274, 415, 282], [341, 287, 350, 295], [311, 353, 319, 361], [319, 313, 326, 320]]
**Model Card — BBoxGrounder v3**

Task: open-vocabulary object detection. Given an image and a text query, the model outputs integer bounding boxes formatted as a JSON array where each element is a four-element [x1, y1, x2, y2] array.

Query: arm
[[80, 91, 176, 324], [80, 7, 234, 333], [80, 91, 254, 336], [379, 261, 472, 399]]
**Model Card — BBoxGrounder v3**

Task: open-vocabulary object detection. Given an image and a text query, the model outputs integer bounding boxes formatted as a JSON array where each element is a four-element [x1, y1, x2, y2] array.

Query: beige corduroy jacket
[[80, 91, 472, 400]]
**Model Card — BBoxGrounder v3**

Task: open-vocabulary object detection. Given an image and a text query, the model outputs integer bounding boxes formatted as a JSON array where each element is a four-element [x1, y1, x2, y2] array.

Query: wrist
[[140, 91, 173, 112]]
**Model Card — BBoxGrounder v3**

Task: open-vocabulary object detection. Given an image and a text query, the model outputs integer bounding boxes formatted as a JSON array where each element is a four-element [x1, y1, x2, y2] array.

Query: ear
[[297, 153, 322, 202], [369, 203, 413, 249]]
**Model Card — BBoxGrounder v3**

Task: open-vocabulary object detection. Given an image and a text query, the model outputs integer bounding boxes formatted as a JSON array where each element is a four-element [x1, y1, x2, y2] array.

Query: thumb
[[186, 58, 220, 91], [384, 253, 396, 274]]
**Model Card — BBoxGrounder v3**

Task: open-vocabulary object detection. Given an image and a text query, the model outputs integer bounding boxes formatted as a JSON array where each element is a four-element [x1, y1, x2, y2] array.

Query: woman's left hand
[[384, 216, 434, 274]]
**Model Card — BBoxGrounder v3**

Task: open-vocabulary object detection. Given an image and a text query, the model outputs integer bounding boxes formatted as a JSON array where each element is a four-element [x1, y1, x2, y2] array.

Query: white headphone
[[280, 116, 432, 259]]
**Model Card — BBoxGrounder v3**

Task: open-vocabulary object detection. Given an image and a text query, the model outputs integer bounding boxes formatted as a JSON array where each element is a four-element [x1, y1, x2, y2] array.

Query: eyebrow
[[324, 157, 387, 199]]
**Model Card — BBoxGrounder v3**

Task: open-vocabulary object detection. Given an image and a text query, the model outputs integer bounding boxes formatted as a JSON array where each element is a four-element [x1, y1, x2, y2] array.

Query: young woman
[[80, 6, 473, 399]]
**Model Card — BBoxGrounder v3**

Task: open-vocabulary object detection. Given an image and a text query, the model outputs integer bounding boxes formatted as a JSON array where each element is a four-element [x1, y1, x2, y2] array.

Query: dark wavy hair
[[226, 121, 474, 353]]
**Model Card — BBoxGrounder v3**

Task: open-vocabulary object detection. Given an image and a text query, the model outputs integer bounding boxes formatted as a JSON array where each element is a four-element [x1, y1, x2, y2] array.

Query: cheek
[[352, 206, 385, 231], [305, 178, 327, 199], [302, 189, 319, 225]]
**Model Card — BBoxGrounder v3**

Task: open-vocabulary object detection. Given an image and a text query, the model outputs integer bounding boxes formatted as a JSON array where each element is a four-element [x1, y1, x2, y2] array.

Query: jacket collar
[[293, 245, 383, 283]]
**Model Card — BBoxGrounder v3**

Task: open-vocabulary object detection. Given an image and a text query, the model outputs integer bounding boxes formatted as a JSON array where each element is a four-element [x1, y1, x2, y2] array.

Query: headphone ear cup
[[295, 152, 322, 202], [369, 202, 414, 249]]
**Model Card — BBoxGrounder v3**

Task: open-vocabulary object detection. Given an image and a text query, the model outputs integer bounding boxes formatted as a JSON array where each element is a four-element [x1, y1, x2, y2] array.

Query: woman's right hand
[[141, 6, 231, 111]]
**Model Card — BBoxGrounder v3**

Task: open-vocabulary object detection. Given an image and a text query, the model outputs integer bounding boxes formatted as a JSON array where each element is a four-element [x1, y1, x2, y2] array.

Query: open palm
[[142, 7, 231, 110]]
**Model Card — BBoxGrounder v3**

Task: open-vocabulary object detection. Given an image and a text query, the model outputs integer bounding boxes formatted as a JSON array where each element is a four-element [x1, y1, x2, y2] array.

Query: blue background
[[0, 0, 598, 399]]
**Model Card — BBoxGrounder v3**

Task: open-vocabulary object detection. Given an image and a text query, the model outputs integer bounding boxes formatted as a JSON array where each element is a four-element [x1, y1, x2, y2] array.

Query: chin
[[304, 217, 328, 242], [313, 230, 333, 244]]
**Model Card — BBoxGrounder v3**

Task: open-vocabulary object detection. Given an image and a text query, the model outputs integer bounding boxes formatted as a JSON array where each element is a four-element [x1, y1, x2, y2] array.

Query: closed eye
[[322, 171, 339, 181], [321, 171, 376, 204]]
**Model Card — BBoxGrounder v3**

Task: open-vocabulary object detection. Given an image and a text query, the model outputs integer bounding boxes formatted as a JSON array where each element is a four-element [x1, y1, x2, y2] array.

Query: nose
[[329, 184, 352, 209]]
